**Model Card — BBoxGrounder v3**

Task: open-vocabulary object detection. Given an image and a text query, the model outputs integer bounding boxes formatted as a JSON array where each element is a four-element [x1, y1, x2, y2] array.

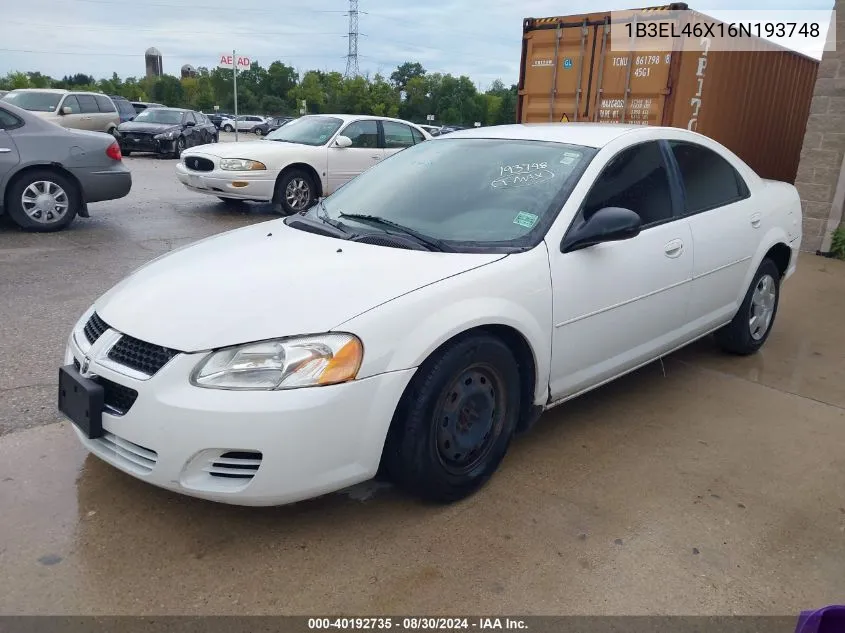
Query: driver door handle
[[664, 239, 684, 258], [0, 148, 11, 153]]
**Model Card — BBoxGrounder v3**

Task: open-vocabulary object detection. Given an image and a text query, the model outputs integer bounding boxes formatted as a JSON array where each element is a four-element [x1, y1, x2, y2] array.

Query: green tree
[[390, 61, 426, 90], [260, 95, 287, 115]]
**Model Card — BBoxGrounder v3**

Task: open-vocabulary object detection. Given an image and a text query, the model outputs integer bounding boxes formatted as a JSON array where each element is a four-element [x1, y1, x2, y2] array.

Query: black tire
[[382, 334, 522, 503], [5, 169, 79, 232], [254, 127, 264, 136], [715, 258, 781, 355], [273, 168, 315, 215], [223, 124, 234, 132], [174, 136, 186, 158], [122, 149, 132, 156]]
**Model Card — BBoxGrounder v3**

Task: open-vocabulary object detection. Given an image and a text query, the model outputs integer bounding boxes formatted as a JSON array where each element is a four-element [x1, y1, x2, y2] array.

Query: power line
[[61, 0, 346, 12], [3, 20, 347, 37], [0, 48, 348, 60]]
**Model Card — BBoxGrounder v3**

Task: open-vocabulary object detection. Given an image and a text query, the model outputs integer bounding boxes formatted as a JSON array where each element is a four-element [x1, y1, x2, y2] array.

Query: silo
[[180, 64, 197, 79], [145, 47, 163, 78]]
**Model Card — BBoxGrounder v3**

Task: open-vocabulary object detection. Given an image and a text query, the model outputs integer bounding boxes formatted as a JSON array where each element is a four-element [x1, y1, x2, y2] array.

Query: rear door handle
[[750, 212, 762, 228], [0, 148, 11, 153], [664, 239, 684, 258]]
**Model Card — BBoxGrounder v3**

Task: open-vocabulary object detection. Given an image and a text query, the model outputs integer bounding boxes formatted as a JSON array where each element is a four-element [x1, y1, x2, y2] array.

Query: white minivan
[[1, 89, 120, 136]]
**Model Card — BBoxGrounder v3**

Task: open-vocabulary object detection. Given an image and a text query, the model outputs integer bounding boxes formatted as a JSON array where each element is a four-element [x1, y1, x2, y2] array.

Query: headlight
[[155, 129, 179, 140], [190, 333, 363, 390], [220, 158, 266, 171]]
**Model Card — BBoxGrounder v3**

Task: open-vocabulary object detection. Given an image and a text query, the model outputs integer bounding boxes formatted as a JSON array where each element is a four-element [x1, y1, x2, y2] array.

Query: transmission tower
[[344, 0, 360, 78]]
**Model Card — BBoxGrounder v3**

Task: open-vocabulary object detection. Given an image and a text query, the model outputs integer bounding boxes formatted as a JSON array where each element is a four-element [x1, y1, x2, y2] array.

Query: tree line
[[0, 61, 518, 127]]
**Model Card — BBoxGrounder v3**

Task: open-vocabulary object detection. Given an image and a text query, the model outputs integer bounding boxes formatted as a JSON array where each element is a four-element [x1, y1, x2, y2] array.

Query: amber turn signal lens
[[318, 337, 364, 385]]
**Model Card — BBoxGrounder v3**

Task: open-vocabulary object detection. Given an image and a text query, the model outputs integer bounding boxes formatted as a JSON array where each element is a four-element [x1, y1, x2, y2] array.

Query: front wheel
[[174, 136, 186, 158], [715, 258, 781, 355], [274, 169, 315, 215], [382, 334, 522, 503], [5, 170, 79, 232]]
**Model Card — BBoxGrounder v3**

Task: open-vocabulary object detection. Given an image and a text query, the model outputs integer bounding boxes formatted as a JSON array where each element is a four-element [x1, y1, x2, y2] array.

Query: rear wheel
[[5, 170, 79, 232], [274, 169, 315, 215], [223, 124, 234, 132], [382, 334, 521, 503], [255, 127, 264, 136], [715, 258, 781, 355]]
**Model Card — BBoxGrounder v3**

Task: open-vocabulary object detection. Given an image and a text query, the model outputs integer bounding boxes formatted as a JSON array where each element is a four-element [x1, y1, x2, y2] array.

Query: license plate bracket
[[58, 365, 104, 439]]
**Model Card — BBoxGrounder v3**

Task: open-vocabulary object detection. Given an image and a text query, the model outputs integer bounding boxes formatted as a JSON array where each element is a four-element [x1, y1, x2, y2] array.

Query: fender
[[336, 246, 554, 406]]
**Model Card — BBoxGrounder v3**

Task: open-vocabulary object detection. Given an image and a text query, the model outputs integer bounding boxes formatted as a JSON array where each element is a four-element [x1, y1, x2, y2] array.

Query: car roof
[[438, 123, 667, 148], [8, 88, 69, 94], [302, 113, 423, 126]]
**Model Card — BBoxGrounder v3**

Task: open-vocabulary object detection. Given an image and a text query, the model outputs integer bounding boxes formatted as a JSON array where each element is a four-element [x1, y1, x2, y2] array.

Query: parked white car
[[175, 114, 431, 214], [59, 123, 801, 507], [219, 115, 267, 133]]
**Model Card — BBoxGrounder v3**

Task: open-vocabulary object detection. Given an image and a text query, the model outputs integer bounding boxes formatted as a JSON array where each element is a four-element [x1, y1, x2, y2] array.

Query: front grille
[[83, 312, 109, 344], [98, 377, 138, 416], [108, 335, 178, 376], [206, 451, 263, 480], [184, 156, 214, 172], [95, 432, 157, 474]]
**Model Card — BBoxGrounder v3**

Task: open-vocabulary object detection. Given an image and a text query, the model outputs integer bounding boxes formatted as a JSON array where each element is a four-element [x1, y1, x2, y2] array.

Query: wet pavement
[[1, 156, 844, 614]]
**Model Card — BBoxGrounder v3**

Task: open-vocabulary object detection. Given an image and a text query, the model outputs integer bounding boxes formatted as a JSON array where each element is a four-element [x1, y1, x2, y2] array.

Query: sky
[[0, 0, 836, 90]]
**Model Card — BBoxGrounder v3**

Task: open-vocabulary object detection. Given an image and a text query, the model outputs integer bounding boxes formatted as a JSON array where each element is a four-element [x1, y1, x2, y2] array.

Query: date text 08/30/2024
[[626, 21, 821, 39], [307, 618, 528, 630]]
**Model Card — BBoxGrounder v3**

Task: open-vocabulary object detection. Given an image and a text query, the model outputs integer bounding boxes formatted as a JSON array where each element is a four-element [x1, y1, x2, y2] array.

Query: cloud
[[0, 0, 835, 86]]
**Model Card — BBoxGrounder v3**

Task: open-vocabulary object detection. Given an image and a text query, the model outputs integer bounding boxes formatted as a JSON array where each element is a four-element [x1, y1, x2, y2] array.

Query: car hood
[[94, 220, 505, 352], [185, 140, 310, 159], [118, 121, 180, 134]]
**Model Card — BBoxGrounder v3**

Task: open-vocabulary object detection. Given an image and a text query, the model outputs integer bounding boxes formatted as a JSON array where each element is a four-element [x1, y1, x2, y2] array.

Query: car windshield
[[1, 91, 62, 112], [266, 115, 343, 146], [311, 138, 595, 251], [133, 109, 183, 125]]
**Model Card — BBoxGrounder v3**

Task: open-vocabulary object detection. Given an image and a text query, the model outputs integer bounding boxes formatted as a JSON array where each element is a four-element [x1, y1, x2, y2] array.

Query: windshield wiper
[[316, 200, 350, 233], [337, 213, 453, 252]]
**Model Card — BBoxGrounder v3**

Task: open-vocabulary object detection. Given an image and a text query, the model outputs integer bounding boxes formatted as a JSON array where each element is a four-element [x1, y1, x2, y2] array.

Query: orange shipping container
[[517, 3, 819, 183]]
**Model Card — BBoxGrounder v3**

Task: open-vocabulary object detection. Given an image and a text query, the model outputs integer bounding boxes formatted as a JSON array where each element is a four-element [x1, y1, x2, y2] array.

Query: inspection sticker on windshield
[[560, 151, 581, 165], [513, 212, 539, 229]]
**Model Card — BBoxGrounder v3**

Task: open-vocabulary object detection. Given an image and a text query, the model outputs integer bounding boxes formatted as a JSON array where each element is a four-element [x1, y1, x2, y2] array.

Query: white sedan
[[175, 114, 431, 214], [59, 123, 801, 507]]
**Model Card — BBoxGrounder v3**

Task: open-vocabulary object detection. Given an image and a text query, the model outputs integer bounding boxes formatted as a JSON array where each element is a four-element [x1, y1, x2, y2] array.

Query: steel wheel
[[434, 364, 507, 476], [284, 177, 312, 211], [749, 273, 776, 340], [21, 180, 70, 225]]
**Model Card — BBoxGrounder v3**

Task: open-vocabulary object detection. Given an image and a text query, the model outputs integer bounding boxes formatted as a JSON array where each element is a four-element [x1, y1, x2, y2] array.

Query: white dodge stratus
[[175, 114, 431, 214], [60, 123, 802, 507]]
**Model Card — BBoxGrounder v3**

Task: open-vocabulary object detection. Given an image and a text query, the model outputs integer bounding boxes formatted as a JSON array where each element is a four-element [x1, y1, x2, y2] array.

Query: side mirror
[[185, 121, 196, 127], [561, 206, 641, 253], [335, 135, 352, 148], [61, 106, 72, 115]]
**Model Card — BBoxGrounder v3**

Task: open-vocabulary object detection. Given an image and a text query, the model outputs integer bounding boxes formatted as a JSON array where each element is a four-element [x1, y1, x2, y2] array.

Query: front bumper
[[175, 161, 276, 201], [119, 134, 178, 155], [62, 326, 415, 506], [71, 165, 132, 204]]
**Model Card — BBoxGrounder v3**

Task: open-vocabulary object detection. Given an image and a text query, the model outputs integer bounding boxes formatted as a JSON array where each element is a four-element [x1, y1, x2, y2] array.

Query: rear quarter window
[[669, 141, 749, 213], [0, 107, 23, 130]]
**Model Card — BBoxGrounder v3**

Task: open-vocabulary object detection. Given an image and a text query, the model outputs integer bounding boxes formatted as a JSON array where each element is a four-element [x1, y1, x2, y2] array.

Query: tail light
[[106, 141, 122, 161]]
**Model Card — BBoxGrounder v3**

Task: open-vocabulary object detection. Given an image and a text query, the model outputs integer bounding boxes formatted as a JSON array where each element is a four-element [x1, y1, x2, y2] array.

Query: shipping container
[[517, 3, 819, 183]]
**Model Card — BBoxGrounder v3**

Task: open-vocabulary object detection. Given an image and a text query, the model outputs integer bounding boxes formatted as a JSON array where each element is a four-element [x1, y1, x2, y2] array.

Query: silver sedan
[[0, 101, 131, 232]]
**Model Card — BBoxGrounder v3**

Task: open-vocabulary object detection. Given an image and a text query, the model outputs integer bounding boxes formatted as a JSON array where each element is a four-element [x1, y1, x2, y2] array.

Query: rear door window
[[382, 121, 415, 149], [75, 95, 99, 114], [668, 141, 749, 213], [95, 95, 116, 112]]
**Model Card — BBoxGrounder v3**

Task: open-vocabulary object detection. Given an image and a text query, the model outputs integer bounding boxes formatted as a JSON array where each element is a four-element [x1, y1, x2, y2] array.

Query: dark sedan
[[0, 101, 131, 231], [208, 112, 233, 129], [254, 116, 293, 136], [117, 108, 218, 158]]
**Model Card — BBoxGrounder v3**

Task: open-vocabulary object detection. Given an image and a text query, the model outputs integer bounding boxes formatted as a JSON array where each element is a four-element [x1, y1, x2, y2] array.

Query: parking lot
[[1, 150, 844, 615]]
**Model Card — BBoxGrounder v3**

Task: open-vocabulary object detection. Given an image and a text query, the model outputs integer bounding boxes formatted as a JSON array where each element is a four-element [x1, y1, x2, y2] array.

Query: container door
[[588, 42, 674, 126], [519, 21, 595, 123]]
